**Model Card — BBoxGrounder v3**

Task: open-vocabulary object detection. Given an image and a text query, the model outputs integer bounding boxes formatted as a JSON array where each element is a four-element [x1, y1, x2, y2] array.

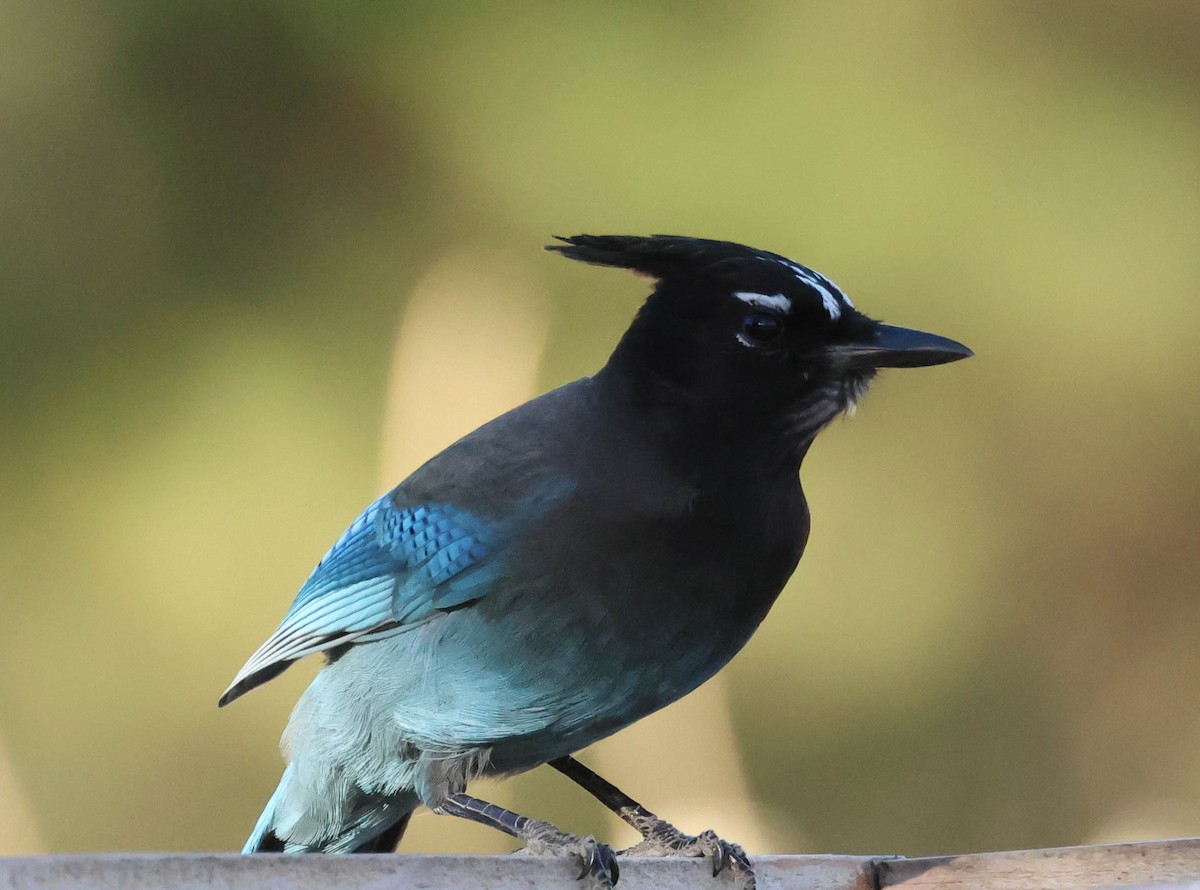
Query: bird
[[220, 234, 972, 889]]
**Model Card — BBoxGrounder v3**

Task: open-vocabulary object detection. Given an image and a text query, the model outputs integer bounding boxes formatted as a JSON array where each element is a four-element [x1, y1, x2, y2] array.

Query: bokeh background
[[3, 0, 1199, 861]]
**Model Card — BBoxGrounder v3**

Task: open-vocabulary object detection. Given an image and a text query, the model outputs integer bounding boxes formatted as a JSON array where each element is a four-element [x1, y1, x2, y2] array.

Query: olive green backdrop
[[2, 0, 1199, 860]]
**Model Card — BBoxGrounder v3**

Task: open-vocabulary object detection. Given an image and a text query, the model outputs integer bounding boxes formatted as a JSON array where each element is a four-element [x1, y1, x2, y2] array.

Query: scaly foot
[[619, 812, 754, 888], [439, 792, 619, 888], [517, 818, 620, 888]]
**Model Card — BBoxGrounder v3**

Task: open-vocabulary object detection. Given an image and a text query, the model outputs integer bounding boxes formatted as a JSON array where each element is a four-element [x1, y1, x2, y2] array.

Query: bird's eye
[[739, 311, 784, 345]]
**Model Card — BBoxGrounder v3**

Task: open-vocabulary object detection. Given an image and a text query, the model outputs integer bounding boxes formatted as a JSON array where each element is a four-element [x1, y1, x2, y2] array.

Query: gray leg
[[439, 792, 620, 888], [549, 756, 754, 889]]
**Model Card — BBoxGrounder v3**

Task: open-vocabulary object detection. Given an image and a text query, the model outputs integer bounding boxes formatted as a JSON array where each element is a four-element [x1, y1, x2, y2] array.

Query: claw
[[620, 822, 754, 888], [698, 831, 725, 876], [574, 838, 619, 887], [700, 830, 751, 880], [712, 840, 752, 884], [512, 818, 620, 888]]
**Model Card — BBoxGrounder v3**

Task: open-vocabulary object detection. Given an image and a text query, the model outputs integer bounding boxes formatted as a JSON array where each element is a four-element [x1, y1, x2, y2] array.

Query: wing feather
[[219, 495, 493, 706]]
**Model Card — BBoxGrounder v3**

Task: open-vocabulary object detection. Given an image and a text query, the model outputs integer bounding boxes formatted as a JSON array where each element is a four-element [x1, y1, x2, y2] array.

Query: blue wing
[[220, 494, 495, 705]]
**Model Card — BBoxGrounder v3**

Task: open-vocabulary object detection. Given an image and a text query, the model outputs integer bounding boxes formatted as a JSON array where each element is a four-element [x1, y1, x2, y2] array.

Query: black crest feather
[[547, 234, 773, 282]]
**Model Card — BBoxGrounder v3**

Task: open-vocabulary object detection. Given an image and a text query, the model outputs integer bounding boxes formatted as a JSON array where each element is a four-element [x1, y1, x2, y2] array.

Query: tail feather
[[242, 764, 418, 854], [243, 764, 296, 853], [349, 812, 412, 853]]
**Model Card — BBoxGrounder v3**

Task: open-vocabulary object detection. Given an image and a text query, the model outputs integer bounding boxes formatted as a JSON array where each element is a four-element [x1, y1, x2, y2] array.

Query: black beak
[[829, 322, 973, 370]]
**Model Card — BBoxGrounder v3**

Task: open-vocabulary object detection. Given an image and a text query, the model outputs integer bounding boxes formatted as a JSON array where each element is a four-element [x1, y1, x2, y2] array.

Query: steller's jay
[[220, 235, 972, 888]]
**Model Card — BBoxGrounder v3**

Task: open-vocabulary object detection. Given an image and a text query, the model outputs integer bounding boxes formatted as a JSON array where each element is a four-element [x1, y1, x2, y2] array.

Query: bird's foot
[[515, 818, 620, 888], [619, 813, 754, 888]]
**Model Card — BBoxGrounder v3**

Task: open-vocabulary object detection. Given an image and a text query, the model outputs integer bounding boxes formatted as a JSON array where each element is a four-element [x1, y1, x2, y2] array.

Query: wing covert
[[219, 495, 493, 706]]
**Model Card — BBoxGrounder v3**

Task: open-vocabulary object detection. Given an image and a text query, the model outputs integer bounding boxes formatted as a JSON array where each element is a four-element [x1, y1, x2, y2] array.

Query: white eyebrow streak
[[775, 259, 846, 320], [810, 281, 842, 320], [733, 291, 792, 313]]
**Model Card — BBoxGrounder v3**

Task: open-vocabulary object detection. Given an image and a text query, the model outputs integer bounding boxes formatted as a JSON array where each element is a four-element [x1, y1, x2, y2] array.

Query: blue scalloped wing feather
[[220, 495, 497, 704]]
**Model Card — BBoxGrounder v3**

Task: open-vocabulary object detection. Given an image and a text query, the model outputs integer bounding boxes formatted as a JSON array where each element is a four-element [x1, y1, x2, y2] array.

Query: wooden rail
[[2, 838, 1199, 888]]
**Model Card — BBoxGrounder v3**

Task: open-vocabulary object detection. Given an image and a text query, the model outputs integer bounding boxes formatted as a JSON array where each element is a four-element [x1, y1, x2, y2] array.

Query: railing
[[3, 838, 1199, 888]]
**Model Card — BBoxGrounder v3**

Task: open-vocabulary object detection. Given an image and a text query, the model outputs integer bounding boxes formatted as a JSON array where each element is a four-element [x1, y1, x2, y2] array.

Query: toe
[[575, 838, 620, 888], [695, 830, 754, 887]]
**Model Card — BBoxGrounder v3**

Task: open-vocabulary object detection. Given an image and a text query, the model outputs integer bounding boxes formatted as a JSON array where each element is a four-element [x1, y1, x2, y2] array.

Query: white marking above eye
[[811, 282, 842, 320], [772, 259, 850, 320], [733, 291, 791, 313]]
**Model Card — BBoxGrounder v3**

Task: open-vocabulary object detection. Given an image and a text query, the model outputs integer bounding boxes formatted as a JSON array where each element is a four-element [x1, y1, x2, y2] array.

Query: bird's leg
[[549, 756, 754, 888], [438, 792, 619, 889]]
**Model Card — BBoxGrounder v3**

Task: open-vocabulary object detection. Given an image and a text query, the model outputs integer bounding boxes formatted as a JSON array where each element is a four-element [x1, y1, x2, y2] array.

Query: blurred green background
[[3, 0, 1199, 861]]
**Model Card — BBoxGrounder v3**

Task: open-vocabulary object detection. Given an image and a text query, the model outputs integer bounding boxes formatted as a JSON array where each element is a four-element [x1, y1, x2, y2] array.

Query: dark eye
[[739, 311, 784, 345]]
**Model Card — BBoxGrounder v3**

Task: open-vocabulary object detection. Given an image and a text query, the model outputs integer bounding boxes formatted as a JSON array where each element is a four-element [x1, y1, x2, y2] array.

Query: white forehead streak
[[775, 259, 846, 320], [811, 281, 842, 320], [733, 291, 792, 313]]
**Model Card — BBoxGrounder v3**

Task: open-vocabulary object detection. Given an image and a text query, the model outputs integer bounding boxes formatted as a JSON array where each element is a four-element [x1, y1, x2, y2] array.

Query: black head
[[549, 234, 972, 462]]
